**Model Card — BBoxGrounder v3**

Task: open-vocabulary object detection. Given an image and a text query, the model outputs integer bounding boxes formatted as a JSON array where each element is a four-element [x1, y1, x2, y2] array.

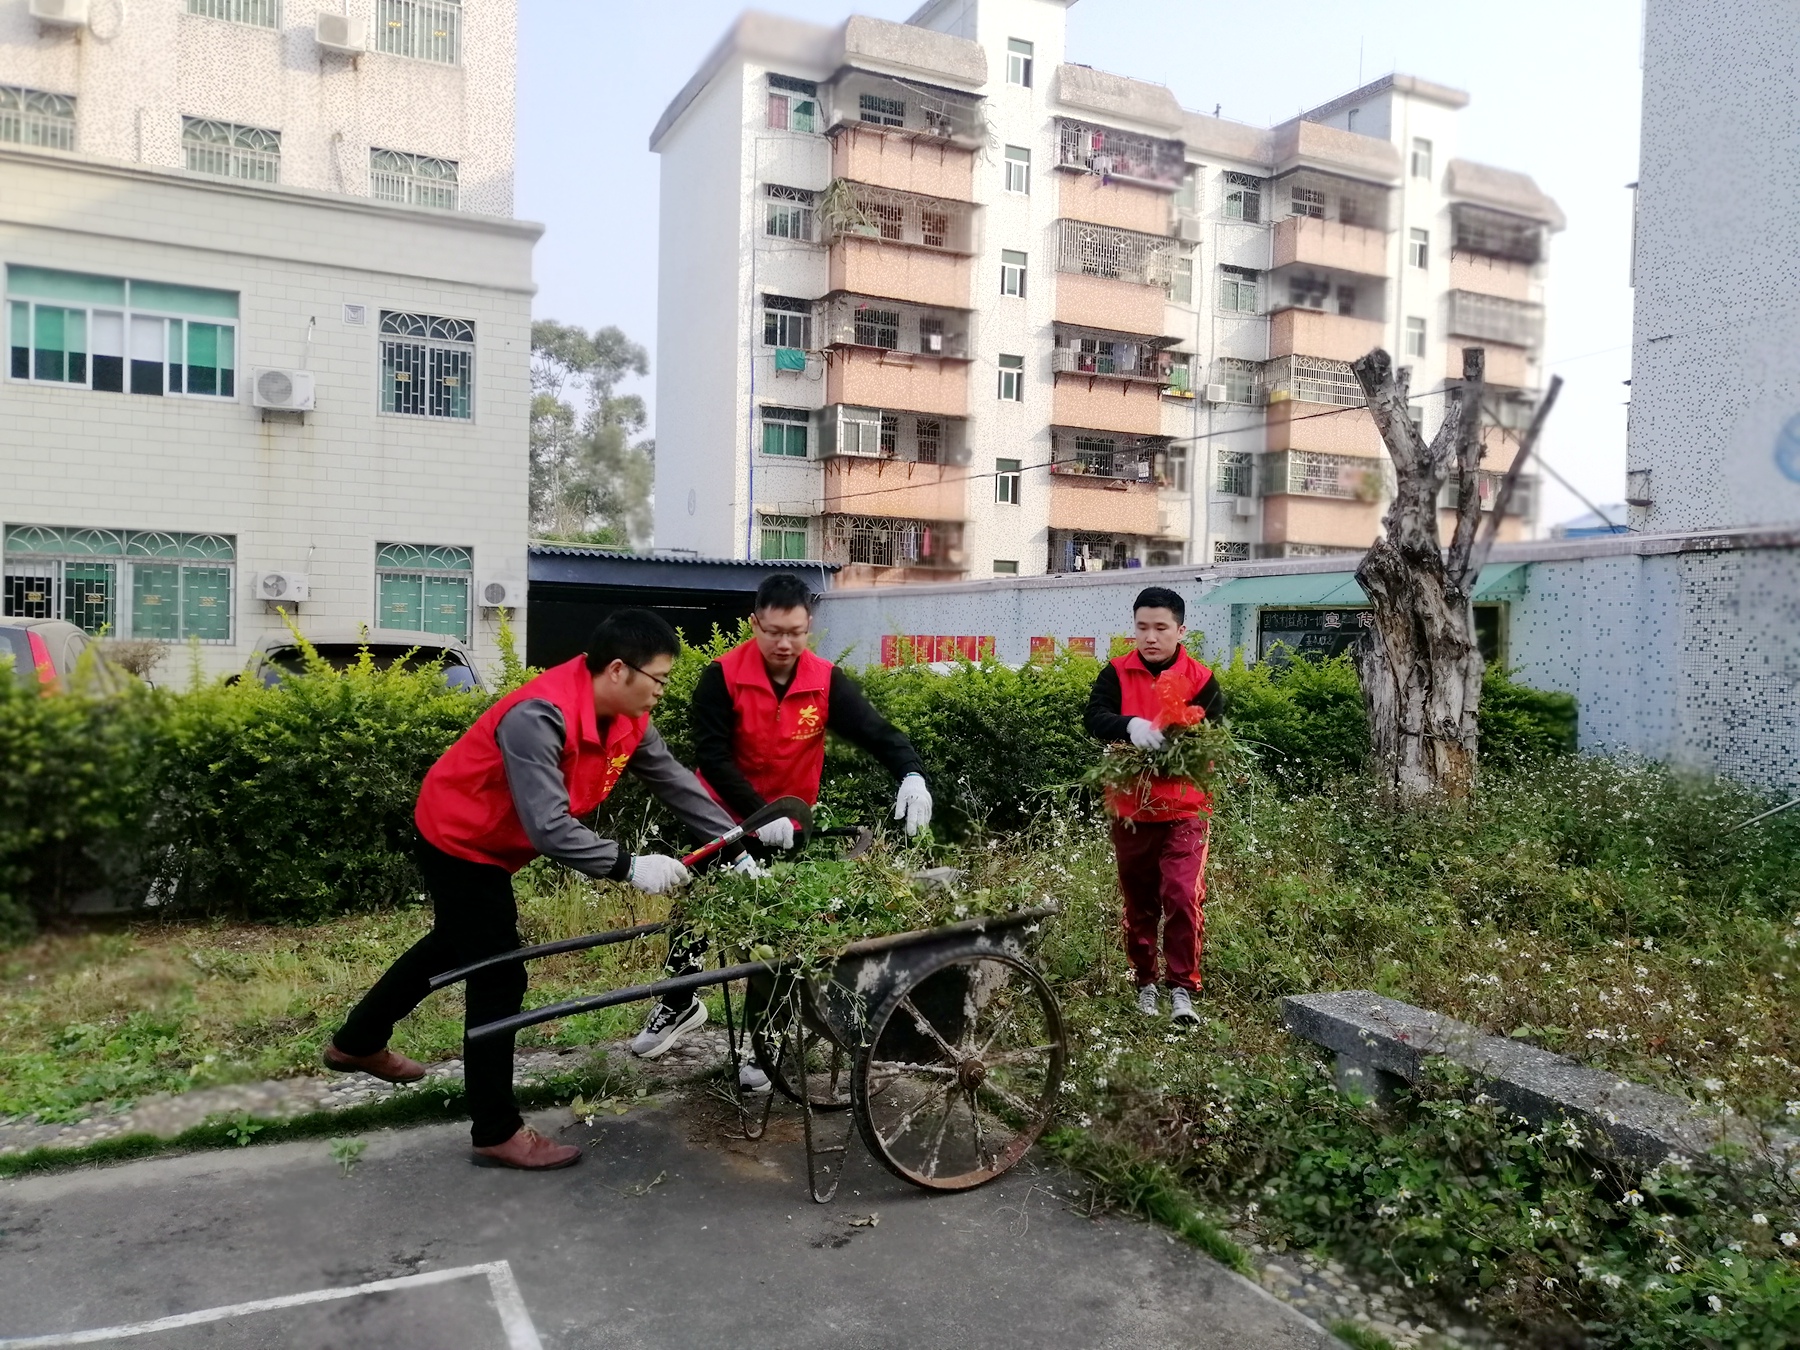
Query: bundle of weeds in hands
[[1085, 672, 1236, 811], [678, 846, 1029, 970]]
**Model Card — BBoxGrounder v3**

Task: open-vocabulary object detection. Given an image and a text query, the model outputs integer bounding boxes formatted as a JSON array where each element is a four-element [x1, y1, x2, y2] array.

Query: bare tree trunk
[[1350, 348, 1562, 802]]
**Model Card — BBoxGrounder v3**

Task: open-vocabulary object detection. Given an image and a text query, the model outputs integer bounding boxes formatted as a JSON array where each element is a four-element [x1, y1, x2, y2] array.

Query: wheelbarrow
[[432, 799, 1067, 1203]]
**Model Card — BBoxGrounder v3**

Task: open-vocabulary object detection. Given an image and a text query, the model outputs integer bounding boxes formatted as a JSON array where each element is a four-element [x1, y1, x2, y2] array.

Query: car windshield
[[0, 628, 35, 688], [260, 643, 476, 687]]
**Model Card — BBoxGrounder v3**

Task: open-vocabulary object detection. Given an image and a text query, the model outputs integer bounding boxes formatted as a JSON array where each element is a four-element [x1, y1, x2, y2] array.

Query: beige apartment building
[[1, 0, 536, 676], [650, 0, 1561, 582]]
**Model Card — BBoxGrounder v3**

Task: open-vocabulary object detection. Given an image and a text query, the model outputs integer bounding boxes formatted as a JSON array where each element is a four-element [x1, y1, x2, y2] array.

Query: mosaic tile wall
[[816, 544, 1800, 791]]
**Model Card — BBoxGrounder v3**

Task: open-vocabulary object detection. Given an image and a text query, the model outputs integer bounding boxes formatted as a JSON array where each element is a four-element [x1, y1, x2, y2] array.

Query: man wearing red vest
[[325, 610, 754, 1170], [628, 572, 931, 1059], [1085, 586, 1224, 1028]]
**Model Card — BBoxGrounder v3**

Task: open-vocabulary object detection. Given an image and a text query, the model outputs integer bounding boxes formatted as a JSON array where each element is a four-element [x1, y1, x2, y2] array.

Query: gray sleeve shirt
[[494, 699, 738, 880]]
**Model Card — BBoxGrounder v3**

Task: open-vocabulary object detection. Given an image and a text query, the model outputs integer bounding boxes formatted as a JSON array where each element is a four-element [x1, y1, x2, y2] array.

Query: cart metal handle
[[426, 796, 810, 990], [465, 957, 785, 1044]]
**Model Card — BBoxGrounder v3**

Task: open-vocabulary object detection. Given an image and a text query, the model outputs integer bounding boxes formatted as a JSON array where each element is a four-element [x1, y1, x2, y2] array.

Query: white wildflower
[[1752, 1213, 1768, 1225], [1665, 1257, 1682, 1273], [1781, 1232, 1798, 1248], [1702, 1078, 1724, 1093], [1708, 1295, 1723, 1313], [1621, 1190, 1644, 1207], [1599, 1272, 1623, 1290]]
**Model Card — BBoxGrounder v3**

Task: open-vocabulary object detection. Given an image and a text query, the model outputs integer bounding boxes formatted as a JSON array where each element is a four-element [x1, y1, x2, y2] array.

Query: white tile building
[[649, 0, 1563, 583], [1, 0, 535, 676]]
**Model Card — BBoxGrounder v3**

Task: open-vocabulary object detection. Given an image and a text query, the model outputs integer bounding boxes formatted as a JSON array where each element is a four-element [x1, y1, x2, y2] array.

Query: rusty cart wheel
[[851, 949, 1065, 1191]]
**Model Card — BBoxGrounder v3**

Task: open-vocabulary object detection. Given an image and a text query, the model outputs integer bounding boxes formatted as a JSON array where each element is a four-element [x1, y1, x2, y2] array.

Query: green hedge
[[0, 634, 1581, 932]]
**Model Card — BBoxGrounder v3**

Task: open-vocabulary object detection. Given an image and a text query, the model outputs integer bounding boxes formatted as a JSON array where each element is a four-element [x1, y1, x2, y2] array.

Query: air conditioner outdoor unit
[[315, 12, 365, 53], [477, 578, 524, 609], [1233, 495, 1257, 518], [254, 572, 311, 604], [29, 0, 89, 26], [1204, 383, 1229, 403], [252, 367, 316, 411], [1177, 215, 1202, 243]]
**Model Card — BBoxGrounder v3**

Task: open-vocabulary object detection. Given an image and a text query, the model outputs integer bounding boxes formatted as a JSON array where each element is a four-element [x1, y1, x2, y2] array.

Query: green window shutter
[[62, 561, 115, 634], [6, 265, 125, 305], [761, 421, 783, 456], [759, 529, 784, 561], [379, 572, 423, 629], [783, 530, 807, 560], [180, 566, 232, 640], [131, 563, 181, 640], [126, 279, 238, 319], [421, 575, 469, 640]]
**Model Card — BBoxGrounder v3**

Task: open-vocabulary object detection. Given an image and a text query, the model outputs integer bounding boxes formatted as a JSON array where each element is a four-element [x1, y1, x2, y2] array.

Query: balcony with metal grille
[[831, 122, 975, 201], [1450, 203, 1544, 265], [1049, 429, 1173, 483], [821, 181, 976, 254], [1052, 219, 1176, 333], [1271, 168, 1396, 232], [822, 515, 965, 587], [1052, 118, 1187, 190], [1446, 291, 1545, 350], [818, 405, 969, 467], [826, 71, 985, 148], [820, 296, 971, 416], [1260, 449, 1392, 502]]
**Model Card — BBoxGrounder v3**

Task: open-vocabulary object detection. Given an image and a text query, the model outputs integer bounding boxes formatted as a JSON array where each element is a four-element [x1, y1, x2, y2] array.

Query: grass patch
[[1329, 1321, 1397, 1350]]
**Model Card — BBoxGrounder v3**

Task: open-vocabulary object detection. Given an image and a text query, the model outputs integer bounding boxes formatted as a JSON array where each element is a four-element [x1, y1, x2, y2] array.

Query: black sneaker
[[630, 998, 707, 1059]]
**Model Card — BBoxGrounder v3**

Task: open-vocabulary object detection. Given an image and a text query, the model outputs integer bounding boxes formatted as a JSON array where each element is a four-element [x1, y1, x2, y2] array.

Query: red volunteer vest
[[1106, 648, 1214, 824], [698, 641, 833, 817], [415, 656, 647, 872]]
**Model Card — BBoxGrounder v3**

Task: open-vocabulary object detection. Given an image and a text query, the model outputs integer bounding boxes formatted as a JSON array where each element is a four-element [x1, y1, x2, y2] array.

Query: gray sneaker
[[1170, 988, 1201, 1027], [631, 998, 707, 1058], [1136, 984, 1159, 1017], [738, 1061, 772, 1095]]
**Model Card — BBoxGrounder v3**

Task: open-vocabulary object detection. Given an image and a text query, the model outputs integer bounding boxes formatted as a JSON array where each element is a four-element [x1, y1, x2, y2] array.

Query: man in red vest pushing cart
[[628, 572, 933, 1060], [1085, 586, 1224, 1028], [324, 610, 757, 1170]]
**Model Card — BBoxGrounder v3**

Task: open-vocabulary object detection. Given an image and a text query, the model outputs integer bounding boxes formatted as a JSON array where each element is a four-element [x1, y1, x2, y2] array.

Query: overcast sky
[[517, 0, 1642, 531]]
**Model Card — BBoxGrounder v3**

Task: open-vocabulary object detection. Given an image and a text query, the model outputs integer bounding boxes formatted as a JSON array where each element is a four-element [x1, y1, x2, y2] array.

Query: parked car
[[0, 618, 125, 693], [241, 629, 484, 690]]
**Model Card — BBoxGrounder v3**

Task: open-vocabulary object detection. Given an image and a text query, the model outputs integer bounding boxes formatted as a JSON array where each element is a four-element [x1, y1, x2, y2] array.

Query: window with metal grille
[[1006, 38, 1033, 87], [760, 405, 809, 457], [995, 457, 1021, 504], [7, 265, 238, 398], [370, 148, 459, 209], [1216, 358, 1258, 404], [1213, 540, 1251, 563], [1217, 450, 1253, 496], [1000, 249, 1027, 297], [920, 210, 948, 249], [870, 202, 904, 241], [0, 85, 75, 151], [918, 316, 945, 354], [877, 412, 901, 459], [997, 353, 1023, 401], [760, 516, 810, 561], [853, 306, 899, 350], [859, 94, 905, 127], [1218, 265, 1260, 314], [3, 525, 235, 640], [1004, 145, 1030, 194], [1224, 172, 1262, 223], [183, 117, 280, 183], [767, 86, 818, 133], [375, 543, 471, 639], [762, 295, 812, 349], [764, 184, 816, 241], [375, 0, 461, 65], [187, 0, 279, 25], [913, 418, 942, 464], [1408, 227, 1430, 269], [1290, 186, 1325, 219], [379, 311, 473, 419], [1169, 254, 1193, 304]]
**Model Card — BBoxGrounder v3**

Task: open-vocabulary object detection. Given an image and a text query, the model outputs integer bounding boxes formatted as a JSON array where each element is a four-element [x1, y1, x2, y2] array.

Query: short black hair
[[1133, 586, 1185, 625], [754, 572, 815, 614], [586, 608, 680, 674]]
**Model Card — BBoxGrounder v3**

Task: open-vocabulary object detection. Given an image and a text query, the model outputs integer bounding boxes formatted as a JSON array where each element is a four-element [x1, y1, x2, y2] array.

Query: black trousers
[[335, 839, 525, 1147]]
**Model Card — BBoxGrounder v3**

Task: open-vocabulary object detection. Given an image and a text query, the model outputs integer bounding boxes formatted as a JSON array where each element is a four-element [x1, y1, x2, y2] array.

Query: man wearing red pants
[[1085, 586, 1224, 1027]]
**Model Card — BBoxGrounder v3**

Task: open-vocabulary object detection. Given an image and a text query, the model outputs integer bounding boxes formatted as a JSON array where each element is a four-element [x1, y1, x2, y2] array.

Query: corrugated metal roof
[[1203, 562, 1530, 606], [528, 544, 840, 571]]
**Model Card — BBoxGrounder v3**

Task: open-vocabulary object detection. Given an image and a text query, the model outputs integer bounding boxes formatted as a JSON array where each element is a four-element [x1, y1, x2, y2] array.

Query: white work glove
[[892, 773, 933, 837], [729, 852, 769, 878], [1126, 717, 1165, 752], [627, 854, 691, 895], [754, 816, 797, 850]]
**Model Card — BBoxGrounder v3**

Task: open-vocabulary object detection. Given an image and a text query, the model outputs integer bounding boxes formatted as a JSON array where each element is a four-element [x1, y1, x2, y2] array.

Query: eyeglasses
[[754, 617, 811, 640], [623, 661, 669, 690]]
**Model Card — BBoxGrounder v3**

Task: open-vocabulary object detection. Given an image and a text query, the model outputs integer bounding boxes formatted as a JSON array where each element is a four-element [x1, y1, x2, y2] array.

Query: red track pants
[[1111, 814, 1210, 993]]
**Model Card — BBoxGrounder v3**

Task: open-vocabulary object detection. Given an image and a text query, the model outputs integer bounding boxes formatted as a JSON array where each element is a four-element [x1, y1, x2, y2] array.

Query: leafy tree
[[529, 320, 654, 547]]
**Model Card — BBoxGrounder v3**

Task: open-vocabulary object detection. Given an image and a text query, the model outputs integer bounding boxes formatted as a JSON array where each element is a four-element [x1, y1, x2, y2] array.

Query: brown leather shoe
[[322, 1043, 427, 1084], [472, 1126, 581, 1170]]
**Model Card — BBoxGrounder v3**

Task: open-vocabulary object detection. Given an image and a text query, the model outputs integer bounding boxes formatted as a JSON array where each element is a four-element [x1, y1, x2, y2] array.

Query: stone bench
[[1281, 990, 1789, 1170]]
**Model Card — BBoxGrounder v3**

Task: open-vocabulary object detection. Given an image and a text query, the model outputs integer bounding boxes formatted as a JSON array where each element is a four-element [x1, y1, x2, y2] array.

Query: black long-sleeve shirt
[[1084, 654, 1225, 743], [692, 659, 926, 820]]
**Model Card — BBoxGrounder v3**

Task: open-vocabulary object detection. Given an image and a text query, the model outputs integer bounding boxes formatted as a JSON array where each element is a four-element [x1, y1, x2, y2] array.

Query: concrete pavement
[[0, 1090, 1341, 1349]]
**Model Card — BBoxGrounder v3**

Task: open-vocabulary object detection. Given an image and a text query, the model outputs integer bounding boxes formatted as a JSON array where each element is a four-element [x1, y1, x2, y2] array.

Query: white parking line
[[0, 1260, 542, 1350]]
